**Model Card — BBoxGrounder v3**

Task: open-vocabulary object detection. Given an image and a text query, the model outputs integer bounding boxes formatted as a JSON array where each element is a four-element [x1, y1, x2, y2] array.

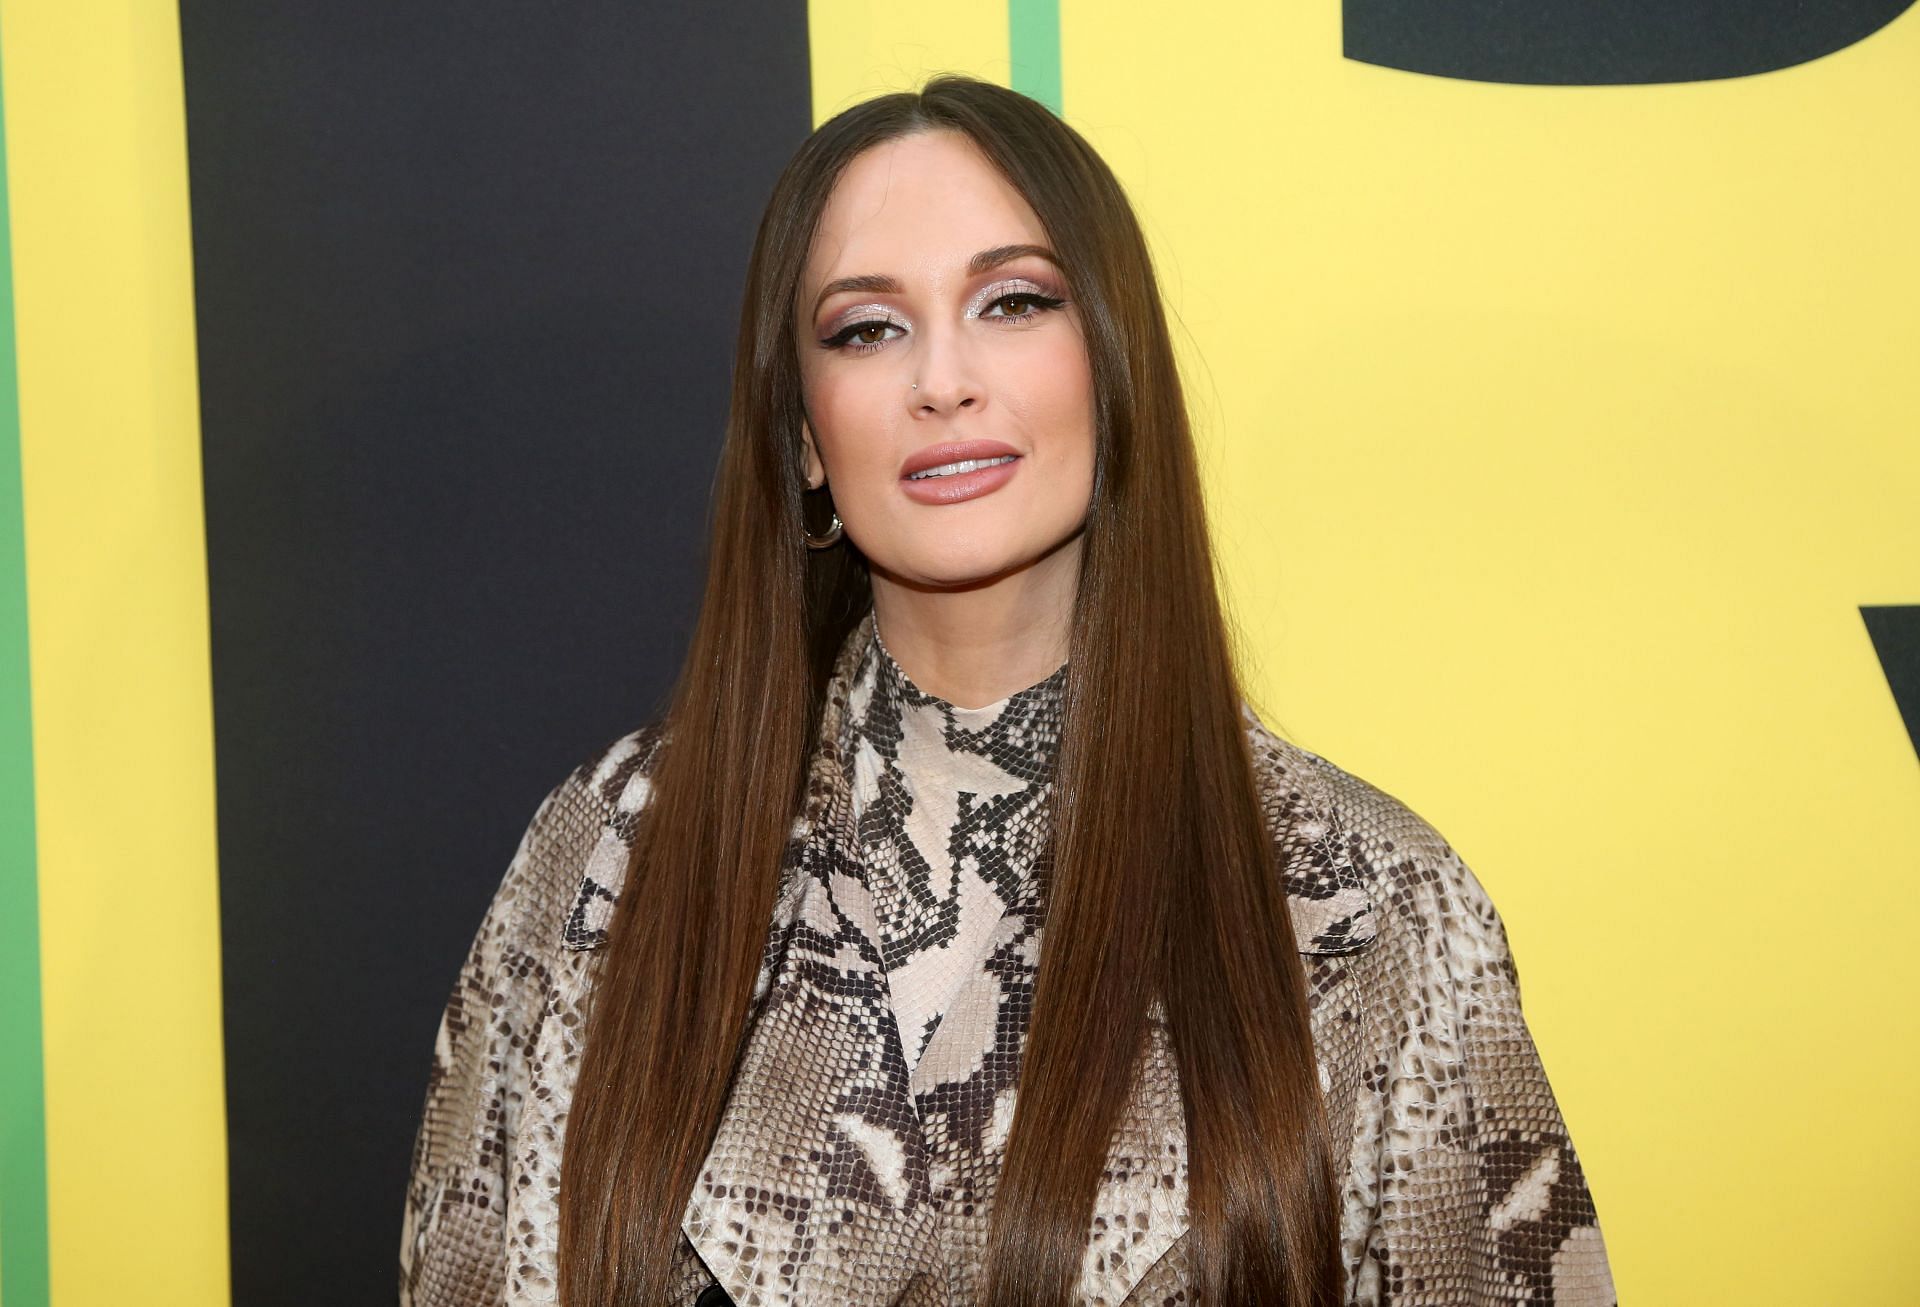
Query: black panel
[[1344, 0, 1916, 84], [179, 5, 811, 1300], [1863, 605, 1920, 766]]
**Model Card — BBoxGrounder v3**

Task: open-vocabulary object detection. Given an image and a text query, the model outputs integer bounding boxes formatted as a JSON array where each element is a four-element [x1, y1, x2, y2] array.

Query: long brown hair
[[558, 75, 1341, 1306]]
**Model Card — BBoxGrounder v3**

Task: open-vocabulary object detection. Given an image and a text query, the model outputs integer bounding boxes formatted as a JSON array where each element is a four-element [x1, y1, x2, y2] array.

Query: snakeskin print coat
[[400, 612, 1616, 1306]]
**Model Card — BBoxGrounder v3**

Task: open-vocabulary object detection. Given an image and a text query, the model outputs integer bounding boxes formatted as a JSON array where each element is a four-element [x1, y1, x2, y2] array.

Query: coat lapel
[[679, 723, 948, 1304], [560, 618, 1378, 1305]]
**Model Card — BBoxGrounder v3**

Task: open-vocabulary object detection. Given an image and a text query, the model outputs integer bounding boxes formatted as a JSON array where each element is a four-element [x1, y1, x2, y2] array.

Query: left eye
[[984, 291, 1066, 320]]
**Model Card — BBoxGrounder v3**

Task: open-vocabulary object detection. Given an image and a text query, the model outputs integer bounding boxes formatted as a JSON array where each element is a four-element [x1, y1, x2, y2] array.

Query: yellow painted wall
[[808, 2, 1920, 1301], [1, 2, 229, 1303]]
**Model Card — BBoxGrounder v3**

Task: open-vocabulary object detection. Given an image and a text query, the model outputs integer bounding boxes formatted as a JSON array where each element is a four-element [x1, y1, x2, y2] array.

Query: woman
[[400, 75, 1615, 1307]]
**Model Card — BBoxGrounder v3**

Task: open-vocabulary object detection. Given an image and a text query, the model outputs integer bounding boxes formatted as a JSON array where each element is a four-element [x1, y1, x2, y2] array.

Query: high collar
[[846, 619, 1067, 1079], [858, 617, 1069, 786], [559, 610, 1378, 1304]]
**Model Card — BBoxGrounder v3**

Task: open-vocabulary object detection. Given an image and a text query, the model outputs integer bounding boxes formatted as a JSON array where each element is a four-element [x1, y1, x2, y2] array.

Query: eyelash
[[819, 290, 1070, 355]]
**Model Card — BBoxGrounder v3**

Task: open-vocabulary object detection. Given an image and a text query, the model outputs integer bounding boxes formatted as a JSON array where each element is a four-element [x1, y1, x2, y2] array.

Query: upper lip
[[899, 439, 1023, 479]]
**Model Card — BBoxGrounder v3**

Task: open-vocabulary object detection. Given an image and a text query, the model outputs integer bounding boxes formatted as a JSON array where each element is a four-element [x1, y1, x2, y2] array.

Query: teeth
[[908, 454, 1017, 480]]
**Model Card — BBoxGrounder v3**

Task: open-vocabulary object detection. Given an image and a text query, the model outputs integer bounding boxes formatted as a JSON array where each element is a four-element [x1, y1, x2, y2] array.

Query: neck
[[867, 535, 1078, 711]]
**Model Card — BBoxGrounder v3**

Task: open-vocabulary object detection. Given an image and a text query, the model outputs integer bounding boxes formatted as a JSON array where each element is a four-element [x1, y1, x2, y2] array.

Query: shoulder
[[485, 719, 670, 956], [554, 718, 671, 825], [1241, 707, 1508, 963]]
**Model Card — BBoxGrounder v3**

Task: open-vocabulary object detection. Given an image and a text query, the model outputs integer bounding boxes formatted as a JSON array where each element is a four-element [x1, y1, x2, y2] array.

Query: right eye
[[821, 318, 906, 354]]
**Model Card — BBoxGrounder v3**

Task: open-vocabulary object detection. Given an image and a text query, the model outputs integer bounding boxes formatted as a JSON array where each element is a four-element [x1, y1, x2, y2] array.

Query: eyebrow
[[809, 243, 1060, 320]]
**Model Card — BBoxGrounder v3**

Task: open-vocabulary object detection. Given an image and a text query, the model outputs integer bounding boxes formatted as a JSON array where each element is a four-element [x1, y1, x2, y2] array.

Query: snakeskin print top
[[400, 609, 1618, 1306], [850, 623, 1066, 1078]]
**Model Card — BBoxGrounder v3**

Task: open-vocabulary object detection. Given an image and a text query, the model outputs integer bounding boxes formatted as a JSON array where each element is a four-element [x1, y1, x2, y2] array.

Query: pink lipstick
[[898, 439, 1023, 506]]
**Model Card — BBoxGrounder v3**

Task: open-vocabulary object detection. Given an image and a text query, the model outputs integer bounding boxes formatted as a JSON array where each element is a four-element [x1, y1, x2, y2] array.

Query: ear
[[799, 417, 826, 490]]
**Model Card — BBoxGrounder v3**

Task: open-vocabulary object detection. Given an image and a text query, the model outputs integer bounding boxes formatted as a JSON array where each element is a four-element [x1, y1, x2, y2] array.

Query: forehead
[[804, 130, 1046, 281]]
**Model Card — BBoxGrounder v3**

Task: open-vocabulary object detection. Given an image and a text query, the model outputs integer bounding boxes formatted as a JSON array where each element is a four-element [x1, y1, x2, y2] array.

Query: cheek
[[1020, 334, 1097, 476], [803, 372, 895, 486]]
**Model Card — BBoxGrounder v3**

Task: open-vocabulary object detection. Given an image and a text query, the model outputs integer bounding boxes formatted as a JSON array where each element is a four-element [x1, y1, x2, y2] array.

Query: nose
[[906, 319, 980, 418]]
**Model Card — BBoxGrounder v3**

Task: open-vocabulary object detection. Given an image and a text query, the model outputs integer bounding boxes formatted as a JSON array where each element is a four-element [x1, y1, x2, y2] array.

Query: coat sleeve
[[1350, 839, 1618, 1307], [399, 781, 566, 1307]]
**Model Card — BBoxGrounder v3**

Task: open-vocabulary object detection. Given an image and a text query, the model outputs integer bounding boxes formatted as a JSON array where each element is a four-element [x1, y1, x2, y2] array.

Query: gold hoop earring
[[802, 476, 844, 549], [804, 509, 844, 550]]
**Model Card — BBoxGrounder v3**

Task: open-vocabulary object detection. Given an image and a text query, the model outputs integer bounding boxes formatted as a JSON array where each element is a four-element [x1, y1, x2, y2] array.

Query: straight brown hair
[[558, 75, 1342, 1306]]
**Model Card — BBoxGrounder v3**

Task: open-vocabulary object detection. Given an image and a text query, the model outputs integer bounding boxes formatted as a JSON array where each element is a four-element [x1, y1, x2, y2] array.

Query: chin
[[880, 545, 1038, 592]]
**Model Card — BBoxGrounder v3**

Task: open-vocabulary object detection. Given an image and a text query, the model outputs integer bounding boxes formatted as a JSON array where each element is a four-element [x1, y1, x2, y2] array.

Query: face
[[795, 129, 1097, 590]]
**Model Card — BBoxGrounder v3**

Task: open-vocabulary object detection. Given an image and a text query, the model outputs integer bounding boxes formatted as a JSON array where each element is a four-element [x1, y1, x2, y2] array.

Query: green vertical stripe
[[1009, 0, 1062, 113], [0, 30, 50, 1307]]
